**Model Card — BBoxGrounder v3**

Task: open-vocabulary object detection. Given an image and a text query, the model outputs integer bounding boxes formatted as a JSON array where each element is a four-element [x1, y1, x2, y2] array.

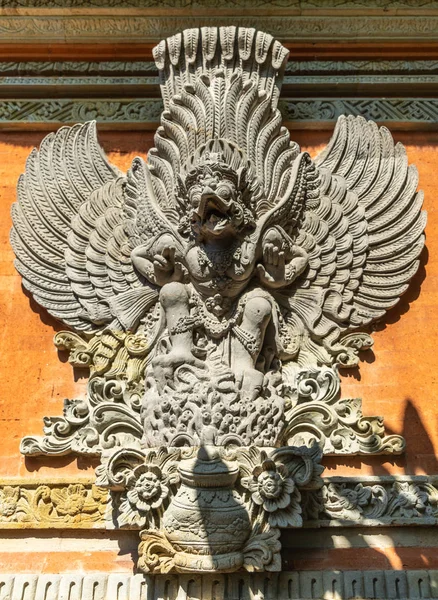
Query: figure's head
[[182, 150, 256, 240]]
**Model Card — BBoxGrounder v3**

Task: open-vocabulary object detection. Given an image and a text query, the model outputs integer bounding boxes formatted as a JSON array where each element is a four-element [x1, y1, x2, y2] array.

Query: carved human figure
[[131, 153, 309, 396]]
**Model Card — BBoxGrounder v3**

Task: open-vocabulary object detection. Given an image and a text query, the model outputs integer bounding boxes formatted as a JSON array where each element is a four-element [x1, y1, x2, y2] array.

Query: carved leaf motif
[[138, 529, 176, 574], [242, 526, 282, 572], [283, 367, 405, 455]]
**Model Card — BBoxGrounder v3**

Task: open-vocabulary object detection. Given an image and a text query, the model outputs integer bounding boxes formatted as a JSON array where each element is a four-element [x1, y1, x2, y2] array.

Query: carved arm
[[131, 234, 187, 287]]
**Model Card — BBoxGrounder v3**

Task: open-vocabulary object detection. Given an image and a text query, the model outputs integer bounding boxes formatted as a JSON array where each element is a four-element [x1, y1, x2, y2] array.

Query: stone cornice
[[3, 58, 438, 76], [3, 0, 438, 11], [0, 14, 435, 44]]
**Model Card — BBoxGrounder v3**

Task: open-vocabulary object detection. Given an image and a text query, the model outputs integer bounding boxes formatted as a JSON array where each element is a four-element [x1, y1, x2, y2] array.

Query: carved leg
[[153, 282, 204, 386], [232, 296, 272, 399]]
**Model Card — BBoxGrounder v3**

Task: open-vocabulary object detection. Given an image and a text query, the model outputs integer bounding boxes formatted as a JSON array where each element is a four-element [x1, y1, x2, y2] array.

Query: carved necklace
[[197, 242, 242, 275], [191, 292, 245, 338]]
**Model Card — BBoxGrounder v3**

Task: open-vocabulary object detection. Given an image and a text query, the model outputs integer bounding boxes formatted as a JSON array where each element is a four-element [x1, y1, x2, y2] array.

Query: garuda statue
[[12, 27, 425, 573]]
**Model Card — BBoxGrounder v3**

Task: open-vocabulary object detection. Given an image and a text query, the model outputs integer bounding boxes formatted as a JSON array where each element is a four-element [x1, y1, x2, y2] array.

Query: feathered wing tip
[[153, 26, 289, 112], [11, 121, 125, 332], [279, 113, 427, 369], [315, 114, 426, 327], [11, 119, 159, 335]]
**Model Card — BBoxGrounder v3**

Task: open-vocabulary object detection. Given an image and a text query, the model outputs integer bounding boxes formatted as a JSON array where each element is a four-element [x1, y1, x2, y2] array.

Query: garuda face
[[184, 157, 256, 241]]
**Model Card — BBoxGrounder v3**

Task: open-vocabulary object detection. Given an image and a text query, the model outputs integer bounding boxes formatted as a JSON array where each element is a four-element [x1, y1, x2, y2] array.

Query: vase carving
[[160, 448, 250, 572]]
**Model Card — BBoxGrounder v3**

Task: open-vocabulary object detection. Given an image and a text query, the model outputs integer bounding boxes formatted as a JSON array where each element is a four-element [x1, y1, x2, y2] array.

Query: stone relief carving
[[303, 476, 438, 525], [7, 0, 438, 8], [1, 475, 437, 530], [0, 482, 108, 527], [12, 27, 425, 572], [99, 445, 322, 573], [0, 15, 438, 44], [5, 58, 438, 77]]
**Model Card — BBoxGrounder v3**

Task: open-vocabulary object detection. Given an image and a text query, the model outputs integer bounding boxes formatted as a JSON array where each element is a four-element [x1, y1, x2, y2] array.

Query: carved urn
[[162, 447, 251, 572]]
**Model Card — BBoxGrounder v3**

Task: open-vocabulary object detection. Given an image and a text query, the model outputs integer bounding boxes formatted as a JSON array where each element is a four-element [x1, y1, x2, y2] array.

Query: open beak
[[197, 188, 231, 234]]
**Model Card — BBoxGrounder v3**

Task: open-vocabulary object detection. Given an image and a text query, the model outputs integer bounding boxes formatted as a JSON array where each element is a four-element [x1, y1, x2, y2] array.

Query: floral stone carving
[[100, 444, 322, 573], [11, 27, 425, 572], [0, 482, 108, 527]]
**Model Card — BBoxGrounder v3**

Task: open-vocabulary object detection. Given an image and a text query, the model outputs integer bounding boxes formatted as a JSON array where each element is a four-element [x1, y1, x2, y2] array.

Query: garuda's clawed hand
[[257, 231, 308, 289], [131, 235, 186, 287], [153, 246, 184, 287]]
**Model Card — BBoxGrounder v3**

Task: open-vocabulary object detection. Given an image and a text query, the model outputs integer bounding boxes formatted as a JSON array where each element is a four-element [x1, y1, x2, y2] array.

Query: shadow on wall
[[281, 398, 438, 586], [323, 397, 438, 477]]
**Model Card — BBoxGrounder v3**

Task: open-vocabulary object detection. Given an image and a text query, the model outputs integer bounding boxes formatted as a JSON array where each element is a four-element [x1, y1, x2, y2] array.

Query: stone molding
[[1, 476, 437, 530], [0, 59, 436, 131], [0, 571, 437, 600], [302, 475, 438, 527], [3, 59, 438, 77], [0, 97, 437, 129], [5, 0, 438, 8]]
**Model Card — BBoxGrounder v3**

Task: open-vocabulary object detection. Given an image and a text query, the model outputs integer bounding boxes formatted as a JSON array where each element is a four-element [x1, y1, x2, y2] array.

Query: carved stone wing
[[278, 114, 426, 366], [11, 121, 159, 332], [315, 114, 426, 326]]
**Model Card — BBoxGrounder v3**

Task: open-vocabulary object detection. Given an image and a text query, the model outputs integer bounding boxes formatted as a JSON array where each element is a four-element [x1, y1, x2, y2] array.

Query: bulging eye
[[217, 186, 232, 199], [190, 191, 201, 207]]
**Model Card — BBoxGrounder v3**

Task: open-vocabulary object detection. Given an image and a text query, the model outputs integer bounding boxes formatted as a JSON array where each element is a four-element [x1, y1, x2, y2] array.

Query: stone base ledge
[[1, 571, 438, 600]]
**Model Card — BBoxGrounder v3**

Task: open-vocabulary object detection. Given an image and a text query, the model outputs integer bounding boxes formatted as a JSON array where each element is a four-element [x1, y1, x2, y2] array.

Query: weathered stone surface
[[0, 480, 108, 528], [1, 475, 437, 530]]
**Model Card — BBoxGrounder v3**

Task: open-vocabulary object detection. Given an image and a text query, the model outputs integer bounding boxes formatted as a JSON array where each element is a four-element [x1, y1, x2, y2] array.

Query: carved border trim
[[0, 74, 437, 88], [0, 479, 108, 528], [0, 570, 437, 600], [1, 476, 436, 529], [0, 16, 436, 43], [302, 475, 438, 527], [0, 98, 437, 129], [5, 0, 438, 8]]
